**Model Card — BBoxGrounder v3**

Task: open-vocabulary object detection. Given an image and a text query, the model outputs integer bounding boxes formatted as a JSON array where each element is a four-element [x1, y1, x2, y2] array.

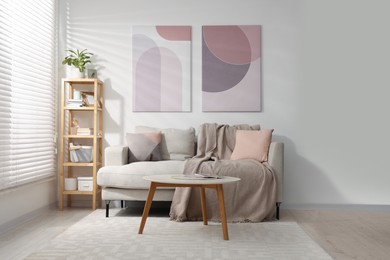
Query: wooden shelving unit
[[59, 78, 103, 210]]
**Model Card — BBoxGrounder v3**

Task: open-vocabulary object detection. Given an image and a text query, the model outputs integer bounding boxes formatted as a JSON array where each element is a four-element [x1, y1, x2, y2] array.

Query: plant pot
[[67, 67, 85, 79]]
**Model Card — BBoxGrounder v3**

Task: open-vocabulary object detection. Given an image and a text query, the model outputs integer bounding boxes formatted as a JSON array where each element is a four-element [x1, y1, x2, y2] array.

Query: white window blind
[[0, 0, 57, 191]]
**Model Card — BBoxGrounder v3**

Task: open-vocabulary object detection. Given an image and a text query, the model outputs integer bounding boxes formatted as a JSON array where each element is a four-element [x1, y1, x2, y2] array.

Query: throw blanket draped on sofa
[[169, 123, 277, 223]]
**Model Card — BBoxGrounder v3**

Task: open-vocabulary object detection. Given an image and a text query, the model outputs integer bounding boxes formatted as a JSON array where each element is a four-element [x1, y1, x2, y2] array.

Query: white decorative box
[[77, 177, 93, 191], [64, 178, 77, 191]]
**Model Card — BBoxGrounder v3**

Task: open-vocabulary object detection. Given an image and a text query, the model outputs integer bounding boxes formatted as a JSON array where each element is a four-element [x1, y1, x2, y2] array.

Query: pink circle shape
[[156, 26, 191, 41], [203, 26, 251, 65], [239, 25, 261, 60]]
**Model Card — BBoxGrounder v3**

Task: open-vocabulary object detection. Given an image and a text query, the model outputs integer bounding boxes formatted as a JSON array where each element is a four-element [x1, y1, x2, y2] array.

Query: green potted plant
[[62, 49, 93, 78]]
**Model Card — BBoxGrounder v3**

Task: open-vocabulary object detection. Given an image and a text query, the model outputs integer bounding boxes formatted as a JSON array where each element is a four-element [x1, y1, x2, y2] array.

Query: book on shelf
[[76, 128, 93, 135], [69, 143, 79, 162], [66, 99, 83, 107]]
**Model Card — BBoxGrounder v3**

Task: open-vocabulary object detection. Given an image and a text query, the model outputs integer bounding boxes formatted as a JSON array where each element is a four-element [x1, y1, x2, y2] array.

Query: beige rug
[[27, 209, 332, 259]]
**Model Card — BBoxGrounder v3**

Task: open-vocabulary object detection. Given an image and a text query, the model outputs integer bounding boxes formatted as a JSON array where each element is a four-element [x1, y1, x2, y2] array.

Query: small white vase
[[68, 67, 85, 79], [64, 178, 77, 191]]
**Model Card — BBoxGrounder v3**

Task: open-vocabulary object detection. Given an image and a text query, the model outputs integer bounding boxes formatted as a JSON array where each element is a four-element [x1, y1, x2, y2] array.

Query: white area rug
[[27, 209, 332, 259]]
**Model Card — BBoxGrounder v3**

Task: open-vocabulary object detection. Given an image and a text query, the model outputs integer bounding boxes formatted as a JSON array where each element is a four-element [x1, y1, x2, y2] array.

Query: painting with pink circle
[[202, 25, 261, 112]]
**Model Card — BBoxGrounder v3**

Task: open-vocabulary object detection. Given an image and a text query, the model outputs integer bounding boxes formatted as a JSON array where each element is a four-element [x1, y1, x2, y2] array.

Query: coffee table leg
[[138, 182, 157, 234], [216, 184, 229, 240], [200, 186, 208, 225]]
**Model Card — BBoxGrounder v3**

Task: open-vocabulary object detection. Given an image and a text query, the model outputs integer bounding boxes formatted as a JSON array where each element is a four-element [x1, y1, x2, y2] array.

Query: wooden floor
[[1, 207, 390, 259], [283, 209, 390, 260]]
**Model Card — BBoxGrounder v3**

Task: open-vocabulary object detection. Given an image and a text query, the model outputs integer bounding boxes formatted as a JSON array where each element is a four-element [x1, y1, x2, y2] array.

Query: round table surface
[[143, 174, 240, 185]]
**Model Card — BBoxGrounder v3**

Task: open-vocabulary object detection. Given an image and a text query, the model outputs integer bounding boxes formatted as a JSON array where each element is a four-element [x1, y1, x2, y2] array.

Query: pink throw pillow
[[231, 129, 273, 162]]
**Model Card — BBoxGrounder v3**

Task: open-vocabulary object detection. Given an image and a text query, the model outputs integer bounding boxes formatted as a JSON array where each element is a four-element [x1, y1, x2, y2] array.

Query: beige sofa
[[97, 126, 284, 219]]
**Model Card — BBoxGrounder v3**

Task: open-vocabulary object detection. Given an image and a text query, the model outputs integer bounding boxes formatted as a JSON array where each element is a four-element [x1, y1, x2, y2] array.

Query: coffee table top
[[143, 174, 240, 185]]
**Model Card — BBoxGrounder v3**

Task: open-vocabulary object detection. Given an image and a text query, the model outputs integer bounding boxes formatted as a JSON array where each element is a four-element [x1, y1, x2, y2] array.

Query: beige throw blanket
[[169, 123, 277, 223]]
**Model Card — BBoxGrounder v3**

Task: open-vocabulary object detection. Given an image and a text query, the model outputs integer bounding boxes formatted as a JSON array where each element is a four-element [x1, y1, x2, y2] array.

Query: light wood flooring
[[283, 209, 390, 260], [1, 207, 390, 259]]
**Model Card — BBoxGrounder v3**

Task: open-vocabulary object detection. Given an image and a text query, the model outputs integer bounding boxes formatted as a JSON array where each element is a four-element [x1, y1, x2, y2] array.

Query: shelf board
[[63, 162, 102, 167], [63, 189, 101, 195], [65, 135, 102, 139], [62, 78, 103, 85], [64, 107, 102, 111]]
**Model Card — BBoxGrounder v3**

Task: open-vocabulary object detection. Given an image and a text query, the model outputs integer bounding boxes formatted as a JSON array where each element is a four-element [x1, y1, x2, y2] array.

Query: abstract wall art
[[202, 25, 261, 112], [132, 26, 191, 112]]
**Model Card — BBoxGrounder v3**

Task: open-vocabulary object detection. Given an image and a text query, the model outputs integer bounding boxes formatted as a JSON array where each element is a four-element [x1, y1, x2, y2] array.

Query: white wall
[[294, 0, 390, 206], [59, 0, 390, 207]]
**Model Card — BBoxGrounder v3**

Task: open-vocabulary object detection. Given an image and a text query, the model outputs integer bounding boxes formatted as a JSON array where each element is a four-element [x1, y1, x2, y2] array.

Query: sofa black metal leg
[[276, 202, 281, 220], [121, 200, 124, 208], [106, 201, 110, 218]]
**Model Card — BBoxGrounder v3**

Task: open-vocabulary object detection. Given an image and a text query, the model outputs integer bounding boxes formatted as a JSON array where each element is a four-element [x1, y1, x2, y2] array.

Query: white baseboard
[[282, 203, 390, 211], [0, 202, 57, 235]]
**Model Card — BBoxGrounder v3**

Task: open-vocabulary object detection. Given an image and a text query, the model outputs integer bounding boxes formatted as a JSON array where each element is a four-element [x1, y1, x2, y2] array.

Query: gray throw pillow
[[135, 126, 195, 160], [126, 132, 162, 163]]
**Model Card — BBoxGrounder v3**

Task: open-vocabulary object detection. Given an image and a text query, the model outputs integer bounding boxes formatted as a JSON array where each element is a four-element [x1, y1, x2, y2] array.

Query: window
[[0, 0, 57, 190]]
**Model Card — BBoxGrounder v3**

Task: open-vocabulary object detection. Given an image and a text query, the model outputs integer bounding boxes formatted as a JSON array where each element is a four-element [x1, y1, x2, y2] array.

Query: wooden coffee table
[[138, 175, 240, 240]]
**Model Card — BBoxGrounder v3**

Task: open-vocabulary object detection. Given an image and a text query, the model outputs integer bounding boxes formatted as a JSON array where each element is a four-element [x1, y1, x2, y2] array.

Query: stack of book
[[76, 128, 93, 135], [66, 99, 83, 107], [69, 143, 93, 163], [69, 143, 80, 162]]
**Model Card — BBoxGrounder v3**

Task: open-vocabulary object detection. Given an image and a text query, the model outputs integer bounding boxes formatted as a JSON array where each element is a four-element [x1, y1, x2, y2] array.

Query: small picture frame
[[82, 92, 94, 107], [82, 92, 102, 108], [87, 69, 97, 78]]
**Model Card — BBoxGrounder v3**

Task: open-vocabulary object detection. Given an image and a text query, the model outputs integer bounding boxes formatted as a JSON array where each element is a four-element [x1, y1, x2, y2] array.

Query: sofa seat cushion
[[97, 160, 185, 189]]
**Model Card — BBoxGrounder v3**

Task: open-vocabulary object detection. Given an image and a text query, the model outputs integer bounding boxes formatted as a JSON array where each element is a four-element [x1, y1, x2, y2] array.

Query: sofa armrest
[[105, 146, 129, 166], [268, 142, 284, 203]]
